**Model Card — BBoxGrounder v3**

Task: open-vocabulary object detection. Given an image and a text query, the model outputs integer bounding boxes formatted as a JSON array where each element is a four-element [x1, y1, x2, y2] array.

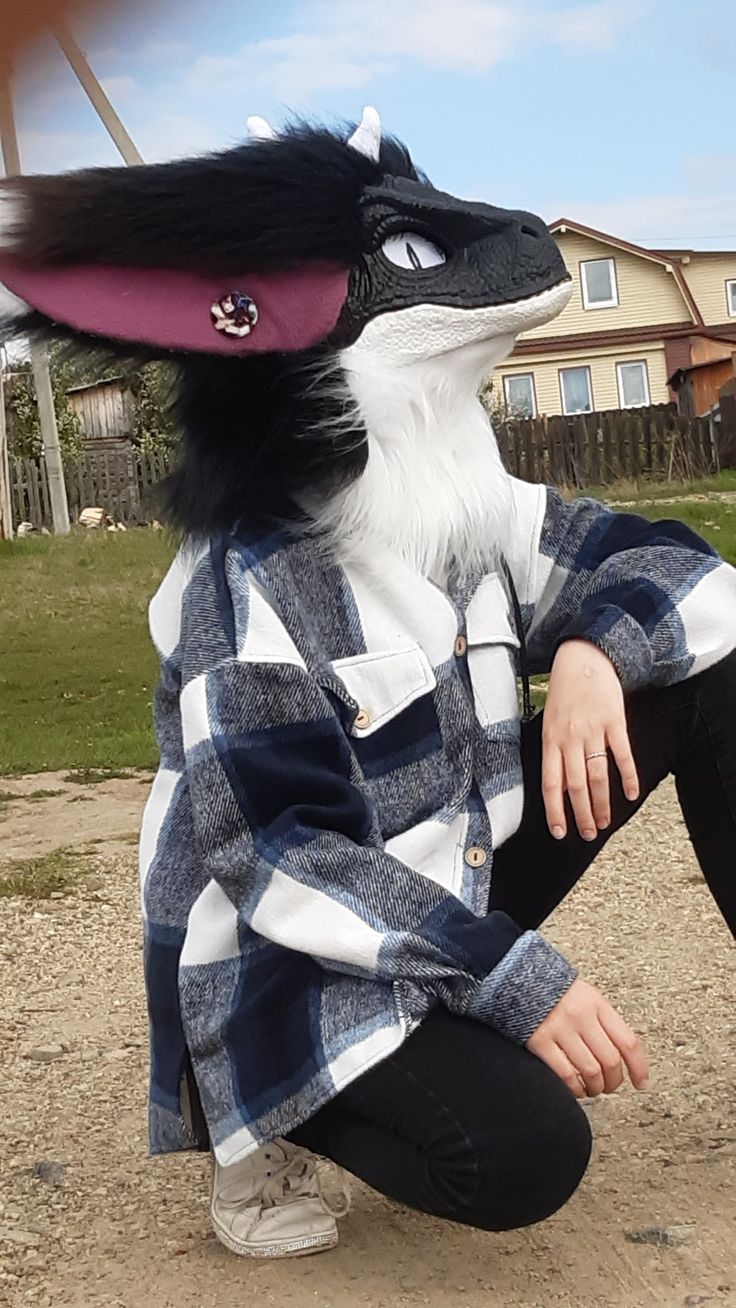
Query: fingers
[[608, 722, 640, 803], [542, 743, 567, 839], [561, 1035, 607, 1097], [577, 1026, 625, 1095], [584, 749, 611, 831], [527, 979, 648, 1099], [555, 730, 636, 842], [531, 1038, 587, 1098], [563, 750, 598, 842], [598, 1004, 649, 1090]]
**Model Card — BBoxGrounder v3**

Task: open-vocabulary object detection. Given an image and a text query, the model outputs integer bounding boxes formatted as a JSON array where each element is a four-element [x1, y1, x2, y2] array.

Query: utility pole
[[0, 349, 12, 540], [0, 60, 70, 536], [53, 20, 144, 166], [0, 23, 145, 539]]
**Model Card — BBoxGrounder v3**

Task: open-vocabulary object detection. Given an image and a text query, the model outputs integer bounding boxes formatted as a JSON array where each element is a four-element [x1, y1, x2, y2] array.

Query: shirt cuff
[[465, 931, 577, 1044], [556, 604, 653, 691]]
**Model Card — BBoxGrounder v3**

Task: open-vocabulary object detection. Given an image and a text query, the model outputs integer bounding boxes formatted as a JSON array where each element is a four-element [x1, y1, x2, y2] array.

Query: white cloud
[[321, 0, 523, 73], [133, 112, 223, 162], [191, 36, 394, 101], [542, 0, 643, 51], [100, 75, 140, 102], [186, 0, 643, 101], [15, 128, 116, 174]]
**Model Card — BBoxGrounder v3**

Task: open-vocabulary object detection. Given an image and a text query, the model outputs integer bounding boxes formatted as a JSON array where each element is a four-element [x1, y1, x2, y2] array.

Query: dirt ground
[[0, 772, 733, 1308]]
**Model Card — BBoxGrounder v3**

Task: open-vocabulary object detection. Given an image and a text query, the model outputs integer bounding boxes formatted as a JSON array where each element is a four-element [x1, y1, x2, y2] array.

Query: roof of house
[[548, 217, 704, 326], [668, 350, 736, 387], [550, 219, 736, 264], [651, 248, 736, 259], [66, 375, 127, 395], [549, 218, 682, 266]]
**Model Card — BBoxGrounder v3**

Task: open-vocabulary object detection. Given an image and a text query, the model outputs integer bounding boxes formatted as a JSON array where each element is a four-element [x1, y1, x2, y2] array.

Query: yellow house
[[492, 219, 736, 418]]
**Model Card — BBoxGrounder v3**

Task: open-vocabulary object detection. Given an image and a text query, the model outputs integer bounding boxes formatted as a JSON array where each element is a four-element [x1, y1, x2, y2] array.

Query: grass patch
[[26, 788, 65, 801], [530, 681, 548, 710], [1, 480, 734, 777], [0, 847, 92, 900], [0, 528, 175, 775], [636, 498, 736, 567], [589, 470, 736, 504]]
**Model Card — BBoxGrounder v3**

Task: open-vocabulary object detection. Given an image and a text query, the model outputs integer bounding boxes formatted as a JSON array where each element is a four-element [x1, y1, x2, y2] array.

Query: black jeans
[[291, 650, 736, 1231]]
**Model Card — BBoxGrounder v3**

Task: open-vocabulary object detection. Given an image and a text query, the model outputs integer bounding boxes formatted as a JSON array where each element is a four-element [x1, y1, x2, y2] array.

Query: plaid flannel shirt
[[141, 476, 736, 1164]]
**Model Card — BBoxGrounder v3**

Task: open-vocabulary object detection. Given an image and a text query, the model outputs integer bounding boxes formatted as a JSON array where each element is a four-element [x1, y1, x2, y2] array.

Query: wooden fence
[[9, 403, 732, 531], [11, 448, 170, 530], [495, 404, 724, 488]]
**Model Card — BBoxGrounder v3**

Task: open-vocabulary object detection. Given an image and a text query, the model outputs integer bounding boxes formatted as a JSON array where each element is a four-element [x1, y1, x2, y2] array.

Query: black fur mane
[[9, 128, 421, 275], [166, 349, 367, 535], [2, 123, 426, 535]]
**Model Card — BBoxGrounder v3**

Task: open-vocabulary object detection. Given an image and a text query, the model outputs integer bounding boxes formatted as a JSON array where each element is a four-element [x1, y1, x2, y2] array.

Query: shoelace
[[261, 1149, 352, 1219]]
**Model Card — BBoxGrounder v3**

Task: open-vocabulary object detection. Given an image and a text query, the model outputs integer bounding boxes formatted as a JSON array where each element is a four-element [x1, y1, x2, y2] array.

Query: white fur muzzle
[[349, 279, 572, 365], [303, 278, 572, 579], [305, 336, 518, 582]]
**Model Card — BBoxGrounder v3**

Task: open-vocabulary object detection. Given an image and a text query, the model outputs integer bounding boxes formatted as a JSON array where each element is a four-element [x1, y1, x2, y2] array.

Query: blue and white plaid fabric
[[140, 477, 736, 1164]]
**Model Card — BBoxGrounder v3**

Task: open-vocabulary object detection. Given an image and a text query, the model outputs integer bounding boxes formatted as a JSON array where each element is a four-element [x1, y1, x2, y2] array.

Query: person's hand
[[543, 639, 640, 841], [527, 978, 649, 1097]]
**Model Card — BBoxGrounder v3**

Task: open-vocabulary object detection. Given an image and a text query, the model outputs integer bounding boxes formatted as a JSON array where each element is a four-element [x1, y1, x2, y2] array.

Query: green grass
[[589, 470, 736, 504], [0, 529, 175, 775], [1, 477, 735, 776], [0, 846, 94, 900], [634, 498, 736, 566]]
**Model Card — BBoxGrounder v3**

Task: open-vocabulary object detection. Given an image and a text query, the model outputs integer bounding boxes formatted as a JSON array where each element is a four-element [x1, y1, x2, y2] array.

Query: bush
[[4, 362, 83, 461], [3, 345, 179, 462]]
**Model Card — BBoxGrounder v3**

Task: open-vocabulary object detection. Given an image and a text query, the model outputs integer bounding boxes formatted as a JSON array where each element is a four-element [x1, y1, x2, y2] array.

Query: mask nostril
[[520, 223, 542, 239]]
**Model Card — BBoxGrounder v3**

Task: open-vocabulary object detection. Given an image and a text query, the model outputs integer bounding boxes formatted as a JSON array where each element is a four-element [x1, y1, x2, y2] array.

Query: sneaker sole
[[212, 1214, 338, 1260]]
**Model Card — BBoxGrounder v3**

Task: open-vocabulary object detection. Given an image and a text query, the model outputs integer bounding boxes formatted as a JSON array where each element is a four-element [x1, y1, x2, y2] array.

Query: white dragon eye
[[380, 231, 446, 271]]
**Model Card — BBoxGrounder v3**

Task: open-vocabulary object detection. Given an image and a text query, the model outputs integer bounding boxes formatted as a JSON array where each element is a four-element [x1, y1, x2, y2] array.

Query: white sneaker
[[211, 1138, 351, 1259]]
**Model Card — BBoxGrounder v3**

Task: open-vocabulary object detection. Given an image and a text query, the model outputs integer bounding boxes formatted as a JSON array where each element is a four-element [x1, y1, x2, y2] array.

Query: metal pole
[[0, 62, 70, 535], [53, 19, 144, 166], [0, 351, 12, 539]]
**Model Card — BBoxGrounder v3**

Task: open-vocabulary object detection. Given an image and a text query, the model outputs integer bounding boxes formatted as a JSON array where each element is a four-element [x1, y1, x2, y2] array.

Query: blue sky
[[10, 0, 736, 249]]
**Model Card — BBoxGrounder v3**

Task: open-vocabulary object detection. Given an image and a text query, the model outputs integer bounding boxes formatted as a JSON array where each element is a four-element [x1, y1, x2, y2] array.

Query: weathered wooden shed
[[66, 375, 135, 447], [669, 352, 736, 418]]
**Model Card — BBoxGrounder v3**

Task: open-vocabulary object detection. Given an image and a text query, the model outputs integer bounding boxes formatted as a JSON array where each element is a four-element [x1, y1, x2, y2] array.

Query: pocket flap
[[331, 646, 436, 736], [465, 574, 520, 648]]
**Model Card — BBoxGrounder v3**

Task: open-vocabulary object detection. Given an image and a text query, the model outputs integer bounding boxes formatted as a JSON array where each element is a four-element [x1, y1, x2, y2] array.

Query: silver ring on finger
[[585, 751, 608, 762]]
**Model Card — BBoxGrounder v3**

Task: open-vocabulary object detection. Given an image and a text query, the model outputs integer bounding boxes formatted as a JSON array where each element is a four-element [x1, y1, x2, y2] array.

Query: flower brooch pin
[[211, 291, 259, 338]]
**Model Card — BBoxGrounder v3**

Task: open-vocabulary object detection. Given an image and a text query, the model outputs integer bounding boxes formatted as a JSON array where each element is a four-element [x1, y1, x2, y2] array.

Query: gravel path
[[0, 774, 733, 1308]]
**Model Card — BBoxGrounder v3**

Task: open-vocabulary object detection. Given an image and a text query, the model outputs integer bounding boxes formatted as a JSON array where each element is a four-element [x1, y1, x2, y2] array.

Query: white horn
[[348, 106, 381, 161], [247, 115, 277, 141]]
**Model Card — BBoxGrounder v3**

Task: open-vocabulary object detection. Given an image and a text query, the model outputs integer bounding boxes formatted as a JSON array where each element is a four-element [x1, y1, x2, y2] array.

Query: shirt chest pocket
[[329, 645, 455, 836], [465, 575, 521, 731]]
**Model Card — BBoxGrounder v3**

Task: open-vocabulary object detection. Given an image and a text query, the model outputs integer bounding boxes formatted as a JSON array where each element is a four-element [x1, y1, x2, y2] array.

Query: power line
[[634, 235, 736, 243]]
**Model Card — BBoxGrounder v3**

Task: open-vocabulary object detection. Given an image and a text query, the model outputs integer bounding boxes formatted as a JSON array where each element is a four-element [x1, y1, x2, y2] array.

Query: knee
[[463, 1097, 592, 1233]]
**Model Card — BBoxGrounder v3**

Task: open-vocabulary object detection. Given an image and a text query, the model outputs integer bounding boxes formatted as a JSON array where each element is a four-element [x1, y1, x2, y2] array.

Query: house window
[[727, 279, 736, 317], [580, 257, 619, 309], [560, 366, 593, 414], [503, 372, 537, 418], [617, 359, 651, 408]]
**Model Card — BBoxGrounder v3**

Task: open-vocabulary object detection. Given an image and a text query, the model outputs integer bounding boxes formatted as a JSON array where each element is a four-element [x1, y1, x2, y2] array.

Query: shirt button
[[454, 635, 468, 657], [354, 708, 372, 730], [464, 846, 487, 868]]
